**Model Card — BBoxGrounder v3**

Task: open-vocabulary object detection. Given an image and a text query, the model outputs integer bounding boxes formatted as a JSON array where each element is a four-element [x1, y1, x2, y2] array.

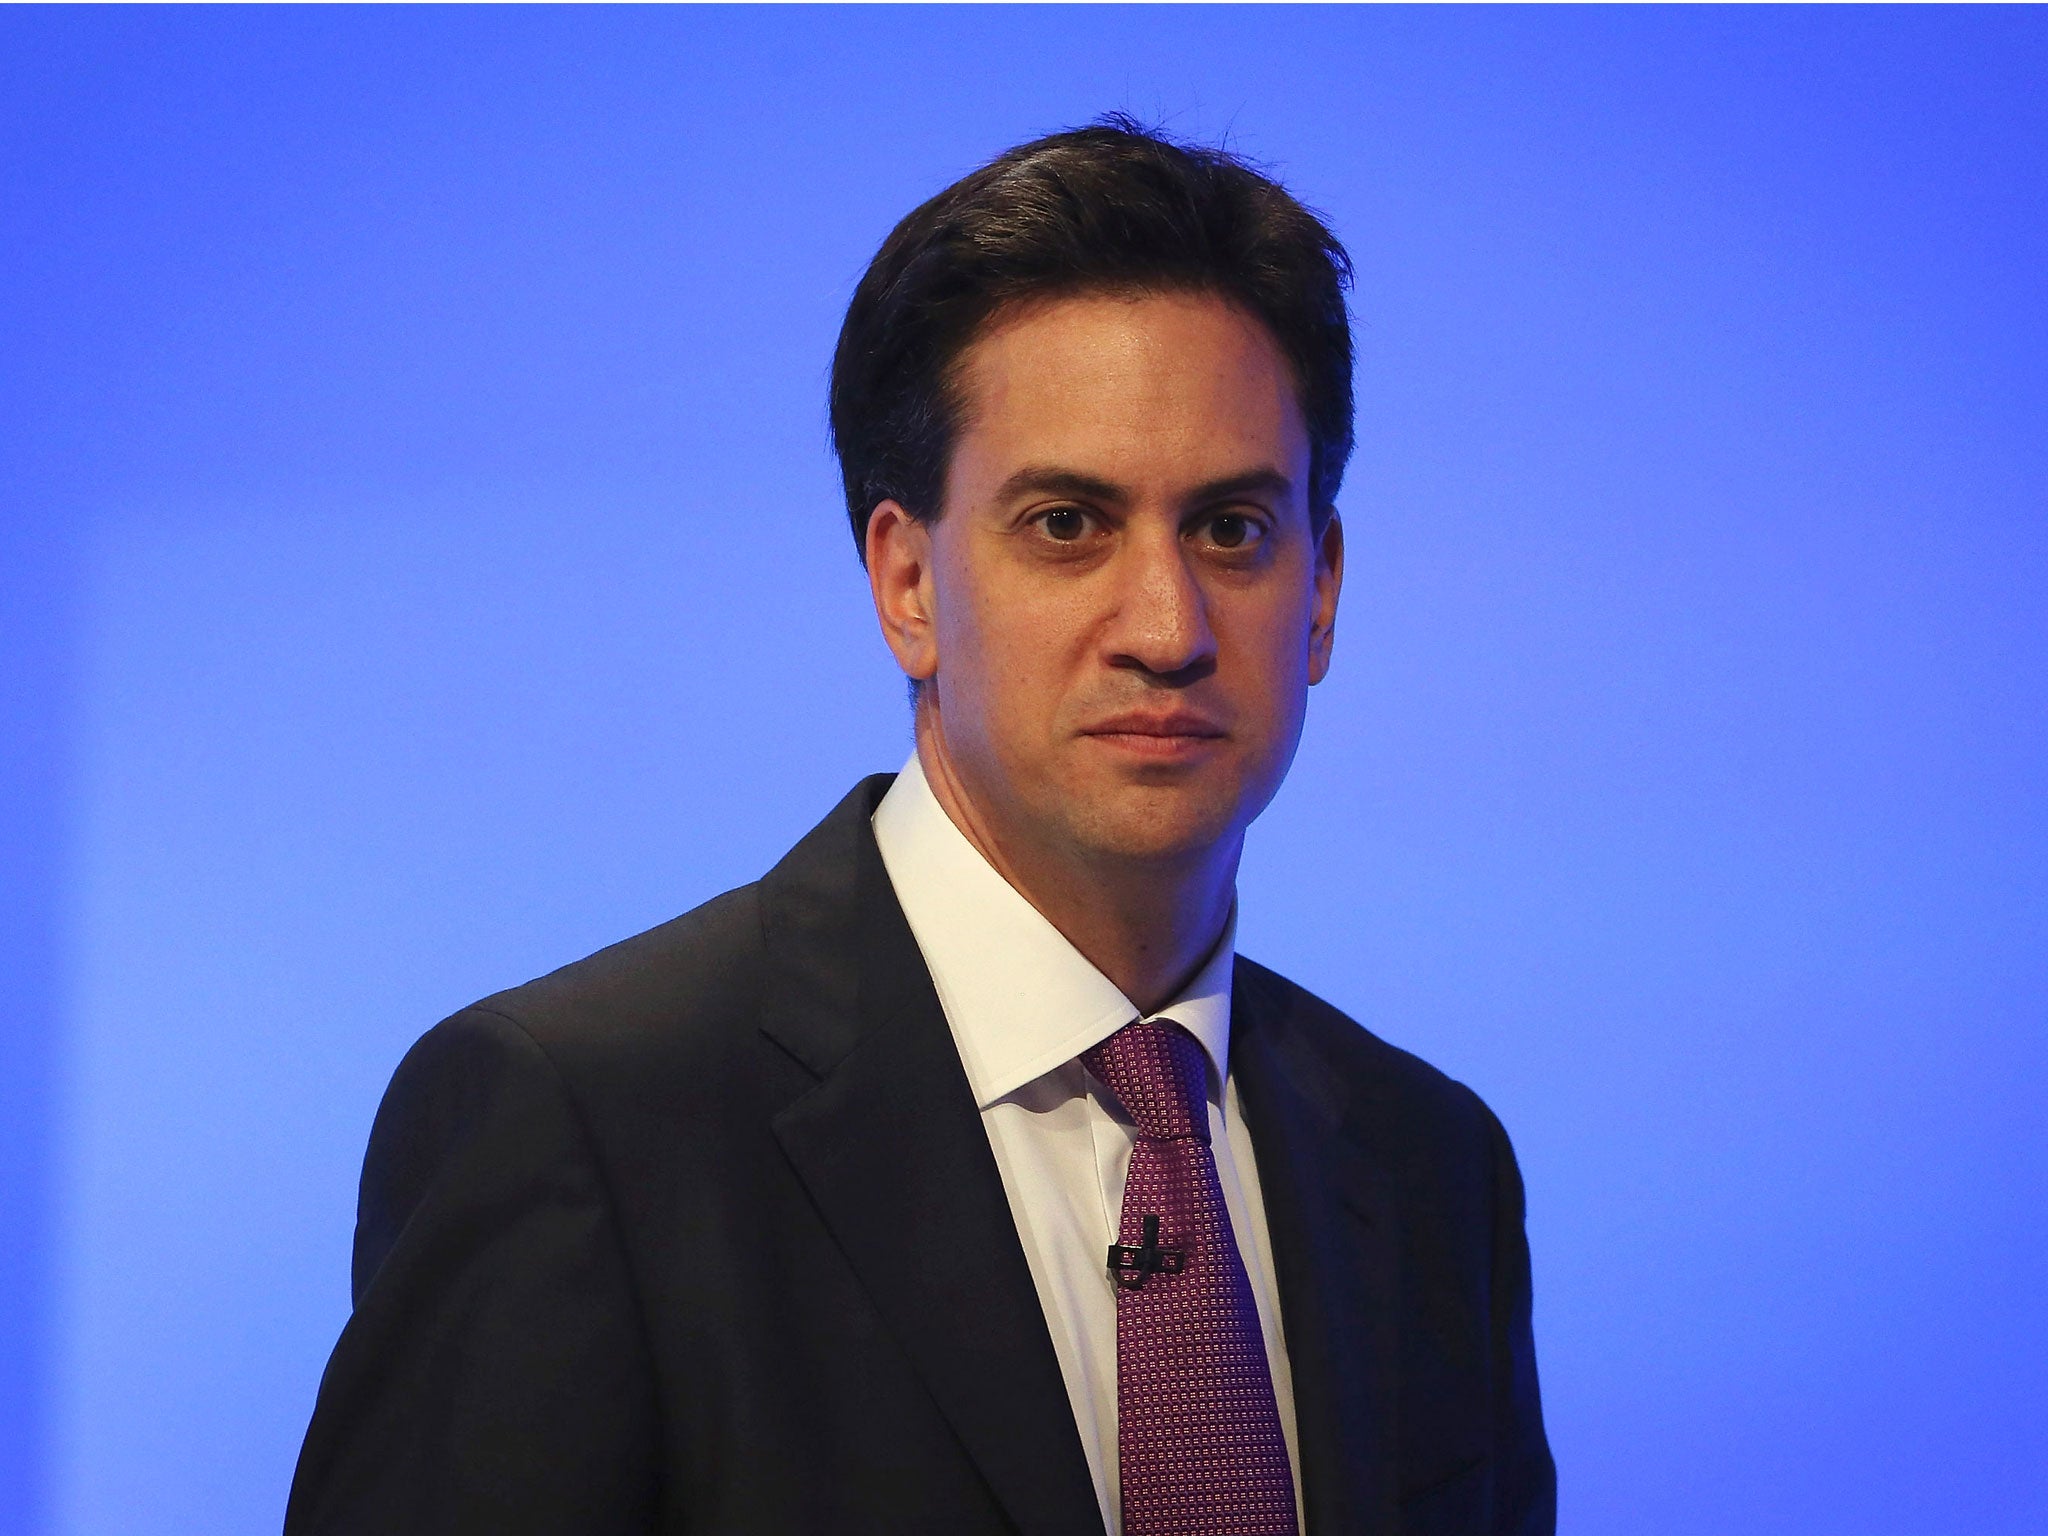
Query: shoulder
[[388, 879, 781, 1135], [480, 881, 767, 1054], [380, 777, 891, 1168], [1236, 956, 1494, 1120], [1233, 954, 1513, 1179]]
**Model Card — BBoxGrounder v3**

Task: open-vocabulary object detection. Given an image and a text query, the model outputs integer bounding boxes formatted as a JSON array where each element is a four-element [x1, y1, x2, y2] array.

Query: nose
[[1105, 528, 1217, 683]]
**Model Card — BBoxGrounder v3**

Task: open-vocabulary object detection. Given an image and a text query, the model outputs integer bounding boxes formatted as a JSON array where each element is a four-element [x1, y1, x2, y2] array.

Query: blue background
[[3, 7, 2044, 1533]]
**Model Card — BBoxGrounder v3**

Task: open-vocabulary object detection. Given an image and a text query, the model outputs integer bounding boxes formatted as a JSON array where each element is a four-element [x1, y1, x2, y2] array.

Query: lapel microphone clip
[[1107, 1214, 1186, 1290]]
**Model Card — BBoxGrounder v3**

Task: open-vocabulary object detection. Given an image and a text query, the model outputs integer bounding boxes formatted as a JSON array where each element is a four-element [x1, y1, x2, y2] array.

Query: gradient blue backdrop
[[3, 8, 2044, 1534]]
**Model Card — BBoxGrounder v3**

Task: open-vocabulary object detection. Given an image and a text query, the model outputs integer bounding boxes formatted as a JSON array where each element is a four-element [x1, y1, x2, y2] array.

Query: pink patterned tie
[[1082, 1019, 1298, 1536]]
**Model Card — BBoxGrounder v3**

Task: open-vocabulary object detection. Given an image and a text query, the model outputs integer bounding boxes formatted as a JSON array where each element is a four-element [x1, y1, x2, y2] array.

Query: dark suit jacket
[[287, 776, 1553, 1535]]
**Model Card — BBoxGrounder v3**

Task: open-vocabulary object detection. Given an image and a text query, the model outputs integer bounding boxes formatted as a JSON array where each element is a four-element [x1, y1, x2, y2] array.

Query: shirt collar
[[872, 753, 1236, 1110]]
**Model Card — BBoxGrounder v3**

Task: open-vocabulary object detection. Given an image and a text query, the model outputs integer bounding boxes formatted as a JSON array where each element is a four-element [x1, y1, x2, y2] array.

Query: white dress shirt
[[871, 755, 1302, 1535]]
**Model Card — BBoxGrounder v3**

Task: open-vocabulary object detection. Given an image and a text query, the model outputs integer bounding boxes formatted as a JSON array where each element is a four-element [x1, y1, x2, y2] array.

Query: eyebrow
[[993, 464, 1297, 508]]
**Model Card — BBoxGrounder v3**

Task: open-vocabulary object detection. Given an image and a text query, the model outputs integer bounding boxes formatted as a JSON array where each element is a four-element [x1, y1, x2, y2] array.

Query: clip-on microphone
[[1106, 1214, 1185, 1290]]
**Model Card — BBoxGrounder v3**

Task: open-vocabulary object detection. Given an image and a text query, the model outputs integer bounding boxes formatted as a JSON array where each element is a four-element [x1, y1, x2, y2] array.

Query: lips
[[1078, 711, 1229, 760], [1082, 710, 1227, 740]]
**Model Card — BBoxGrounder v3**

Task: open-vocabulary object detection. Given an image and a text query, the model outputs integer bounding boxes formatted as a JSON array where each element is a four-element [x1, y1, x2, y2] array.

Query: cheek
[[1245, 639, 1311, 729], [956, 572, 1093, 689], [934, 557, 1076, 742], [1218, 584, 1316, 728], [1230, 561, 1315, 653], [985, 605, 1087, 731]]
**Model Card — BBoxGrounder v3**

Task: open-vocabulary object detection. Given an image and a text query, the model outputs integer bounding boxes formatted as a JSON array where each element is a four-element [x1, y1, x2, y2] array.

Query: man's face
[[871, 288, 1342, 871]]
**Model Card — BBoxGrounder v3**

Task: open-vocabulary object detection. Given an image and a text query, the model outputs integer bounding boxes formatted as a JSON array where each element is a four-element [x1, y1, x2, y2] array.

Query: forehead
[[947, 290, 1309, 493]]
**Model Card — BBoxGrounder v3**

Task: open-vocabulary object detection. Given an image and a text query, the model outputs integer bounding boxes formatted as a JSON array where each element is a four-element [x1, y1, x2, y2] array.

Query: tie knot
[[1081, 1018, 1211, 1142]]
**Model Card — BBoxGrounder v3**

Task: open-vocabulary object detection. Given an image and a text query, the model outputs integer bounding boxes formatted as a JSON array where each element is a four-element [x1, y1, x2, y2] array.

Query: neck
[[914, 706, 1238, 1015]]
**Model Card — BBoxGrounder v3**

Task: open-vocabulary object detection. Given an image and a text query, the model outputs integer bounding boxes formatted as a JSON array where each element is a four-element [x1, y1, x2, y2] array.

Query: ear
[[865, 500, 940, 684], [1307, 510, 1344, 685]]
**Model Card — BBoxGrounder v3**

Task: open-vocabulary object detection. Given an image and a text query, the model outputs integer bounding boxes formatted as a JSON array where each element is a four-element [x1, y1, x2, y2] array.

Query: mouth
[[1078, 711, 1229, 760]]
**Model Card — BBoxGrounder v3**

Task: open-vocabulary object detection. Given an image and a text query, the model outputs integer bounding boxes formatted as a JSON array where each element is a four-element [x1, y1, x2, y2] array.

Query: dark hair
[[829, 115, 1355, 559]]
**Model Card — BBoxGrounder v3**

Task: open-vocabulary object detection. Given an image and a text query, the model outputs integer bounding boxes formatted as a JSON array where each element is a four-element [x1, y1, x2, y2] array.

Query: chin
[[1061, 782, 1246, 865]]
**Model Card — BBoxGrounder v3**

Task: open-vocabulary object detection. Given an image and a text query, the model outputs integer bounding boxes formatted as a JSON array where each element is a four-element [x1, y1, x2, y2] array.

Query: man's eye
[[1041, 507, 1089, 541], [1205, 512, 1264, 550]]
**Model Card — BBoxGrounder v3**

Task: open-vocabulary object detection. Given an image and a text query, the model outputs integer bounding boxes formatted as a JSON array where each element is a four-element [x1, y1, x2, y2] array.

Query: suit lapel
[[760, 779, 1106, 1536], [1234, 963, 1402, 1536]]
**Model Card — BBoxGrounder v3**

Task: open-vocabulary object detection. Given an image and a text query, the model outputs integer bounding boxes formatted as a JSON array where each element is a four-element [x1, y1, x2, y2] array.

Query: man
[[287, 118, 1553, 1535]]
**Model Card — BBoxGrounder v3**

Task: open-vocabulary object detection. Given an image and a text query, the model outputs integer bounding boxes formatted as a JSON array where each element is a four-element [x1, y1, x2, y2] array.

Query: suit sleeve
[[1484, 1105, 1557, 1536], [286, 1007, 660, 1534]]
